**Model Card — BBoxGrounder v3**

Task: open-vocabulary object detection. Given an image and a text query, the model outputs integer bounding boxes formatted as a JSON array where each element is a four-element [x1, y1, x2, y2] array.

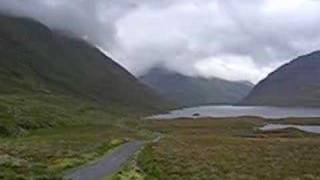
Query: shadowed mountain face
[[140, 67, 253, 107], [242, 51, 320, 107], [0, 14, 167, 112]]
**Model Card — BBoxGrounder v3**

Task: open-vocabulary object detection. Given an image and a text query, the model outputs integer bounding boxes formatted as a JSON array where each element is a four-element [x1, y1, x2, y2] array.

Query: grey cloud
[[1, 0, 320, 83]]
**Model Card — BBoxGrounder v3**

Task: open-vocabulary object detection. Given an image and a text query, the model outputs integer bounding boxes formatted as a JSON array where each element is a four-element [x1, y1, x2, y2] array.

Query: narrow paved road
[[65, 141, 144, 180]]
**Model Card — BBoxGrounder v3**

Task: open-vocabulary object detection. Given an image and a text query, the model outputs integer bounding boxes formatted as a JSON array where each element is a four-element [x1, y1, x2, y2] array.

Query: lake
[[150, 105, 320, 119], [260, 124, 320, 134]]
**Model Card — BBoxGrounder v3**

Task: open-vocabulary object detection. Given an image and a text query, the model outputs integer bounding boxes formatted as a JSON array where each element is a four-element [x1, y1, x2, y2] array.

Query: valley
[[1, 3, 320, 179], [140, 67, 253, 107], [110, 117, 320, 180], [0, 14, 166, 179], [2, 115, 320, 179]]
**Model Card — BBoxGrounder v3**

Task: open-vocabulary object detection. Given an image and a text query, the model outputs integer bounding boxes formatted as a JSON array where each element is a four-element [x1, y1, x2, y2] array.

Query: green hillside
[[242, 51, 320, 107], [0, 14, 168, 136]]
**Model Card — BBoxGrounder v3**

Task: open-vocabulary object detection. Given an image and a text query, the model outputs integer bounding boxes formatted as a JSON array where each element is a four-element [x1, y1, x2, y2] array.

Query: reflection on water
[[260, 124, 320, 134], [150, 105, 320, 119]]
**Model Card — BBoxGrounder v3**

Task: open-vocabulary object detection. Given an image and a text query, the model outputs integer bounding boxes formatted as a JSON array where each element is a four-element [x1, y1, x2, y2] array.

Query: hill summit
[[242, 51, 320, 107], [0, 14, 168, 112]]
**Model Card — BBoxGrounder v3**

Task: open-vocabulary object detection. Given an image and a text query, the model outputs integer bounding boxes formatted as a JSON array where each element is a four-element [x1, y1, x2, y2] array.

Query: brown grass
[[138, 118, 320, 180]]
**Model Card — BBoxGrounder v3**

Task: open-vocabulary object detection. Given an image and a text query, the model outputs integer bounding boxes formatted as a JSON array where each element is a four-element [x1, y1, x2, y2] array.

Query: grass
[[136, 118, 320, 180], [0, 93, 153, 179], [0, 93, 151, 137], [0, 124, 148, 179], [2, 94, 320, 180], [0, 14, 172, 179], [106, 152, 145, 180]]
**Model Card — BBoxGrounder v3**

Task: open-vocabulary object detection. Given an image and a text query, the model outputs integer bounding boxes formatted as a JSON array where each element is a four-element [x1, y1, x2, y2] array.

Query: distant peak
[[238, 80, 255, 87], [143, 66, 178, 76]]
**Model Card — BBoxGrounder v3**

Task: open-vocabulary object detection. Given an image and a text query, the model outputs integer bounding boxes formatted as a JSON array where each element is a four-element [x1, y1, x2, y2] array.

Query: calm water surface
[[151, 105, 320, 119], [260, 124, 320, 134]]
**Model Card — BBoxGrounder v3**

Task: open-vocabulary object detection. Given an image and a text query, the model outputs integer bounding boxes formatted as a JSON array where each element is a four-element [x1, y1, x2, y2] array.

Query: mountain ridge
[[0, 14, 169, 112], [242, 50, 320, 107], [140, 67, 253, 107]]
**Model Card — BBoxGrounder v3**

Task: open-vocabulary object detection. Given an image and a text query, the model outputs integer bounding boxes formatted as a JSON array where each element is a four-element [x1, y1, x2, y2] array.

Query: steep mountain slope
[[140, 67, 253, 106], [0, 14, 171, 136], [0, 14, 166, 112], [242, 51, 320, 107]]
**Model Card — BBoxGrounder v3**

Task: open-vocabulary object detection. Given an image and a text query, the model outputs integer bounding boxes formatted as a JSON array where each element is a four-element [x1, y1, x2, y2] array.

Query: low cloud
[[1, 0, 320, 83], [194, 55, 282, 83]]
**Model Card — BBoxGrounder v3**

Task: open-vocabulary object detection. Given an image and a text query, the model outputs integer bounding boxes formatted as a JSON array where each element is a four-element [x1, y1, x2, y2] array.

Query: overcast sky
[[1, 0, 320, 83]]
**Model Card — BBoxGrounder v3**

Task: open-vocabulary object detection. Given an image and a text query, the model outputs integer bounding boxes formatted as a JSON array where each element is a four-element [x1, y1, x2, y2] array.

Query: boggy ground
[[2, 114, 320, 180], [0, 125, 147, 179], [0, 94, 157, 179], [113, 117, 320, 180]]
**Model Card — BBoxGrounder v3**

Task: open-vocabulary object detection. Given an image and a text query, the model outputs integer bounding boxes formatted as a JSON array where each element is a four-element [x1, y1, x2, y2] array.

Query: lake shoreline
[[150, 105, 320, 119], [135, 116, 320, 179]]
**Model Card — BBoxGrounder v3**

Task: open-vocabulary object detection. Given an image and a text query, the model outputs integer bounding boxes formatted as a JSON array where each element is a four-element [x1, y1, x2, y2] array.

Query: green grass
[[0, 14, 172, 179], [106, 152, 145, 180], [0, 14, 170, 113], [0, 124, 147, 179], [0, 93, 142, 137], [0, 93, 152, 179], [137, 118, 320, 180], [2, 90, 320, 180], [2, 105, 320, 180]]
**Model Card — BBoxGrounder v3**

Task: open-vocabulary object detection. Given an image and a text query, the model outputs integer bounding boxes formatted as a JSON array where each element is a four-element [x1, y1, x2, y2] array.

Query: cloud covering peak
[[1, 0, 320, 83]]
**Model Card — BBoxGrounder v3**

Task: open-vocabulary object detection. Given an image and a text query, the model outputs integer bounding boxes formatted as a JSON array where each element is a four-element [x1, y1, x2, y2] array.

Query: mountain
[[0, 14, 168, 121], [139, 67, 254, 107], [242, 51, 320, 107]]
